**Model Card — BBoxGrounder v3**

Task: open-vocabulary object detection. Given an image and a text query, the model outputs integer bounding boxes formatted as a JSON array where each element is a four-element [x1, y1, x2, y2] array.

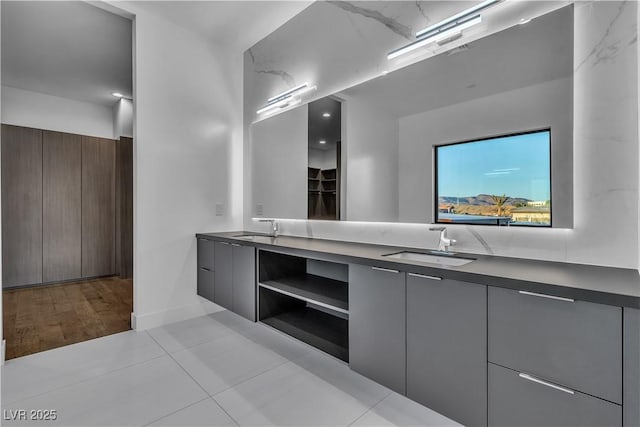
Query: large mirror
[[250, 4, 573, 227]]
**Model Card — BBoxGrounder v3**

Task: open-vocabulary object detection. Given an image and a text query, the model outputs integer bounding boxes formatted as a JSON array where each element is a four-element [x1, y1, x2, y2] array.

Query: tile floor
[[1, 310, 460, 426]]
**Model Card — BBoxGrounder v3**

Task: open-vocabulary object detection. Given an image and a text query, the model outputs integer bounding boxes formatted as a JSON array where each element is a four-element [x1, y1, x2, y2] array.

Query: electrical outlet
[[256, 204, 264, 216], [215, 203, 224, 216]]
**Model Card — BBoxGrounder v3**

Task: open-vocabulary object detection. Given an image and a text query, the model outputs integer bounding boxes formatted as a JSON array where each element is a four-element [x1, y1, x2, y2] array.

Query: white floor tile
[[350, 393, 462, 427], [214, 360, 380, 426], [1, 331, 166, 404], [147, 398, 238, 427], [291, 350, 392, 408], [148, 311, 256, 354], [238, 323, 312, 361], [2, 355, 208, 427], [171, 333, 289, 395]]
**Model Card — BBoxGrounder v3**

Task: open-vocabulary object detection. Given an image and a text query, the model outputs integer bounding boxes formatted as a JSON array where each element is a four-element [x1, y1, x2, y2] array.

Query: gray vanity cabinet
[[349, 264, 406, 394], [197, 238, 256, 321], [488, 286, 623, 427], [407, 274, 487, 427], [488, 286, 622, 404], [232, 243, 256, 321], [488, 363, 621, 427], [196, 238, 215, 301], [214, 241, 233, 311]]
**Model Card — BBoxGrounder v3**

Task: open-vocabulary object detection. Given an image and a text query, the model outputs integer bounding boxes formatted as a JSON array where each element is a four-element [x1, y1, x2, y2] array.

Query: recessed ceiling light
[[322, 112, 331, 118], [319, 140, 326, 144], [112, 92, 124, 98]]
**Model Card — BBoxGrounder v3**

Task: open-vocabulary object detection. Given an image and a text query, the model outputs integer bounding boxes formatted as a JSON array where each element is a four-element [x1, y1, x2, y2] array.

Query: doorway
[[1, 1, 134, 360]]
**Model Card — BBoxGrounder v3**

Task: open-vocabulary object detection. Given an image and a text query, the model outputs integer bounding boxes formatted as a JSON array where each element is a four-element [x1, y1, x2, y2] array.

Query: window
[[434, 129, 551, 227]]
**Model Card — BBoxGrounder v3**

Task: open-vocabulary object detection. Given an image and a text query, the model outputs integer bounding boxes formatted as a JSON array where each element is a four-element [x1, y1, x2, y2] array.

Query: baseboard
[[1, 339, 6, 365], [131, 298, 224, 330]]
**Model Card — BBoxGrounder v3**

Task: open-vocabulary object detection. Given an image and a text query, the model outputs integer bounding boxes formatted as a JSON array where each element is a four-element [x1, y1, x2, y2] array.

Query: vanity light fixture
[[388, 0, 502, 60], [319, 140, 326, 144], [322, 112, 331, 118], [415, 0, 501, 38], [256, 82, 316, 115], [388, 15, 482, 60], [112, 92, 124, 98]]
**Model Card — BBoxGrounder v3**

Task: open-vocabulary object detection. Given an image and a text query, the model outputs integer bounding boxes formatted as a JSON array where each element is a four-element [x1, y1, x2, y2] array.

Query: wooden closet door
[[1, 124, 43, 287], [43, 131, 82, 282], [82, 136, 116, 277], [117, 137, 133, 279]]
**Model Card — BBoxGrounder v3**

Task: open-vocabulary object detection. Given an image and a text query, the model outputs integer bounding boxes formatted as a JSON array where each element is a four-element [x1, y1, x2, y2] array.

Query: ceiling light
[[415, 0, 501, 38], [112, 92, 124, 98], [322, 112, 331, 118], [257, 82, 317, 115], [319, 140, 326, 144], [388, 15, 482, 60], [519, 18, 532, 25]]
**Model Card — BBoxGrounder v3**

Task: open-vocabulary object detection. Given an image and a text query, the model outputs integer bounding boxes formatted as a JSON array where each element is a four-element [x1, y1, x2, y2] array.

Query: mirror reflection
[[307, 98, 342, 220], [250, 4, 573, 227]]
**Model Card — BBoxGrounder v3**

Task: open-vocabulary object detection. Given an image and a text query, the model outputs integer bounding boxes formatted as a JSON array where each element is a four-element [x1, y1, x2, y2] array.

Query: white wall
[[1, 86, 115, 139], [398, 77, 572, 226], [245, 1, 639, 269], [113, 98, 133, 138], [344, 96, 399, 222], [251, 105, 307, 219], [113, 1, 243, 329], [308, 148, 336, 170]]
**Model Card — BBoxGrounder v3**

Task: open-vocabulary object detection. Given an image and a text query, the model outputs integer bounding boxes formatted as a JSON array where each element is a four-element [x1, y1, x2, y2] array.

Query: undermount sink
[[383, 251, 476, 267]]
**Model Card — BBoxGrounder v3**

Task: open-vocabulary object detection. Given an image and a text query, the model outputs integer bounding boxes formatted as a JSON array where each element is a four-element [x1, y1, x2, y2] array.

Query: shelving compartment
[[258, 250, 349, 361]]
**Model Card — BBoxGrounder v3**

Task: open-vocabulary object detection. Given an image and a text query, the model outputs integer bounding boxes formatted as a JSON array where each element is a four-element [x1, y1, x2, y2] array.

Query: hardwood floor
[[3, 276, 132, 360]]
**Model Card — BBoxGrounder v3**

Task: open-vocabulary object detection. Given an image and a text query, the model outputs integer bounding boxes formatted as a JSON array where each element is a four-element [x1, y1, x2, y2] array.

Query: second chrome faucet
[[429, 226, 456, 252]]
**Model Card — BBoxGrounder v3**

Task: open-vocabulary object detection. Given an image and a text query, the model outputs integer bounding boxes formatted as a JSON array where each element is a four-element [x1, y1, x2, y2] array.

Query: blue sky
[[437, 130, 551, 201]]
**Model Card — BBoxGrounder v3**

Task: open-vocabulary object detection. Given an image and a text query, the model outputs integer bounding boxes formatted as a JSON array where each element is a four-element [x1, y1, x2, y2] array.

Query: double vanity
[[196, 231, 640, 427]]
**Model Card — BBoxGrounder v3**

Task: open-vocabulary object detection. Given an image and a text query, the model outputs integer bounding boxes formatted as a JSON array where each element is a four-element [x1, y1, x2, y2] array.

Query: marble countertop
[[196, 231, 640, 309]]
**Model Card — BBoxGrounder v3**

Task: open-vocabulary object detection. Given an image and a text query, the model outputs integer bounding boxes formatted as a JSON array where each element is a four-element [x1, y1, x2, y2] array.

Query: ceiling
[[308, 97, 341, 151], [131, 1, 313, 52], [2, 1, 133, 106], [343, 4, 573, 119], [1, 1, 310, 108]]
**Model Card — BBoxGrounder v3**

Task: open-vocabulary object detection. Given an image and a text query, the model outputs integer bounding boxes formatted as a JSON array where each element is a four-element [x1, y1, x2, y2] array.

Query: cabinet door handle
[[199, 267, 212, 272], [372, 267, 400, 274], [408, 272, 442, 281], [518, 373, 575, 395], [518, 290, 574, 303]]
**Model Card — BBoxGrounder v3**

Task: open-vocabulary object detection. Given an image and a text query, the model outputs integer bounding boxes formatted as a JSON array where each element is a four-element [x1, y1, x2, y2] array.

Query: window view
[[435, 129, 551, 226]]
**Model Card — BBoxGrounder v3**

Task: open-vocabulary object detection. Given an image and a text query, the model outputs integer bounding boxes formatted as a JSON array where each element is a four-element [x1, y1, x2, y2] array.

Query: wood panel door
[[43, 131, 82, 282], [1, 125, 43, 287], [82, 136, 116, 278], [116, 137, 133, 279]]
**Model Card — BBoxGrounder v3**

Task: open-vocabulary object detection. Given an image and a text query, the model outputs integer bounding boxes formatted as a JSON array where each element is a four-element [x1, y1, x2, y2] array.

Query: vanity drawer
[[197, 238, 215, 271], [488, 286, 622, 403], [488, 363, 621, 427]]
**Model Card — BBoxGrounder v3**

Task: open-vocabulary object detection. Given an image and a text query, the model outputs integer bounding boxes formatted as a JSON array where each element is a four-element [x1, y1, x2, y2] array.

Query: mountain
[[439, 194, 531, 206]]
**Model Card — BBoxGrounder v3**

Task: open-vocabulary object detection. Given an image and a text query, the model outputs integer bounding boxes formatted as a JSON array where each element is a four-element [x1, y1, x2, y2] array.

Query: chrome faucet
[[429, 226, 456, 252], [259, 219, 278, 237]]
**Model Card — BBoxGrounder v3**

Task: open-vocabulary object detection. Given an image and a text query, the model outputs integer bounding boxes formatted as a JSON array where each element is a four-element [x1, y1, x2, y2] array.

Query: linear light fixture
[[416, 0, 501, 38], [388, 15, 482, 60], [257, 83, 316, 115]]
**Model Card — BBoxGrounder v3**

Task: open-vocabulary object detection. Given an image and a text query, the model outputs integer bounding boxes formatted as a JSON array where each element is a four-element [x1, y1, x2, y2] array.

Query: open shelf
[[261, 305, 348, 362], [260, 274, 348, 313], [258, 250, 349, 361]]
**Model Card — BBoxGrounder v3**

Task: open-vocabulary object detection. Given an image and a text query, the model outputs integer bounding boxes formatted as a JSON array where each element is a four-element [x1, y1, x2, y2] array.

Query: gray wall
[[399, 77, 572, 226]]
